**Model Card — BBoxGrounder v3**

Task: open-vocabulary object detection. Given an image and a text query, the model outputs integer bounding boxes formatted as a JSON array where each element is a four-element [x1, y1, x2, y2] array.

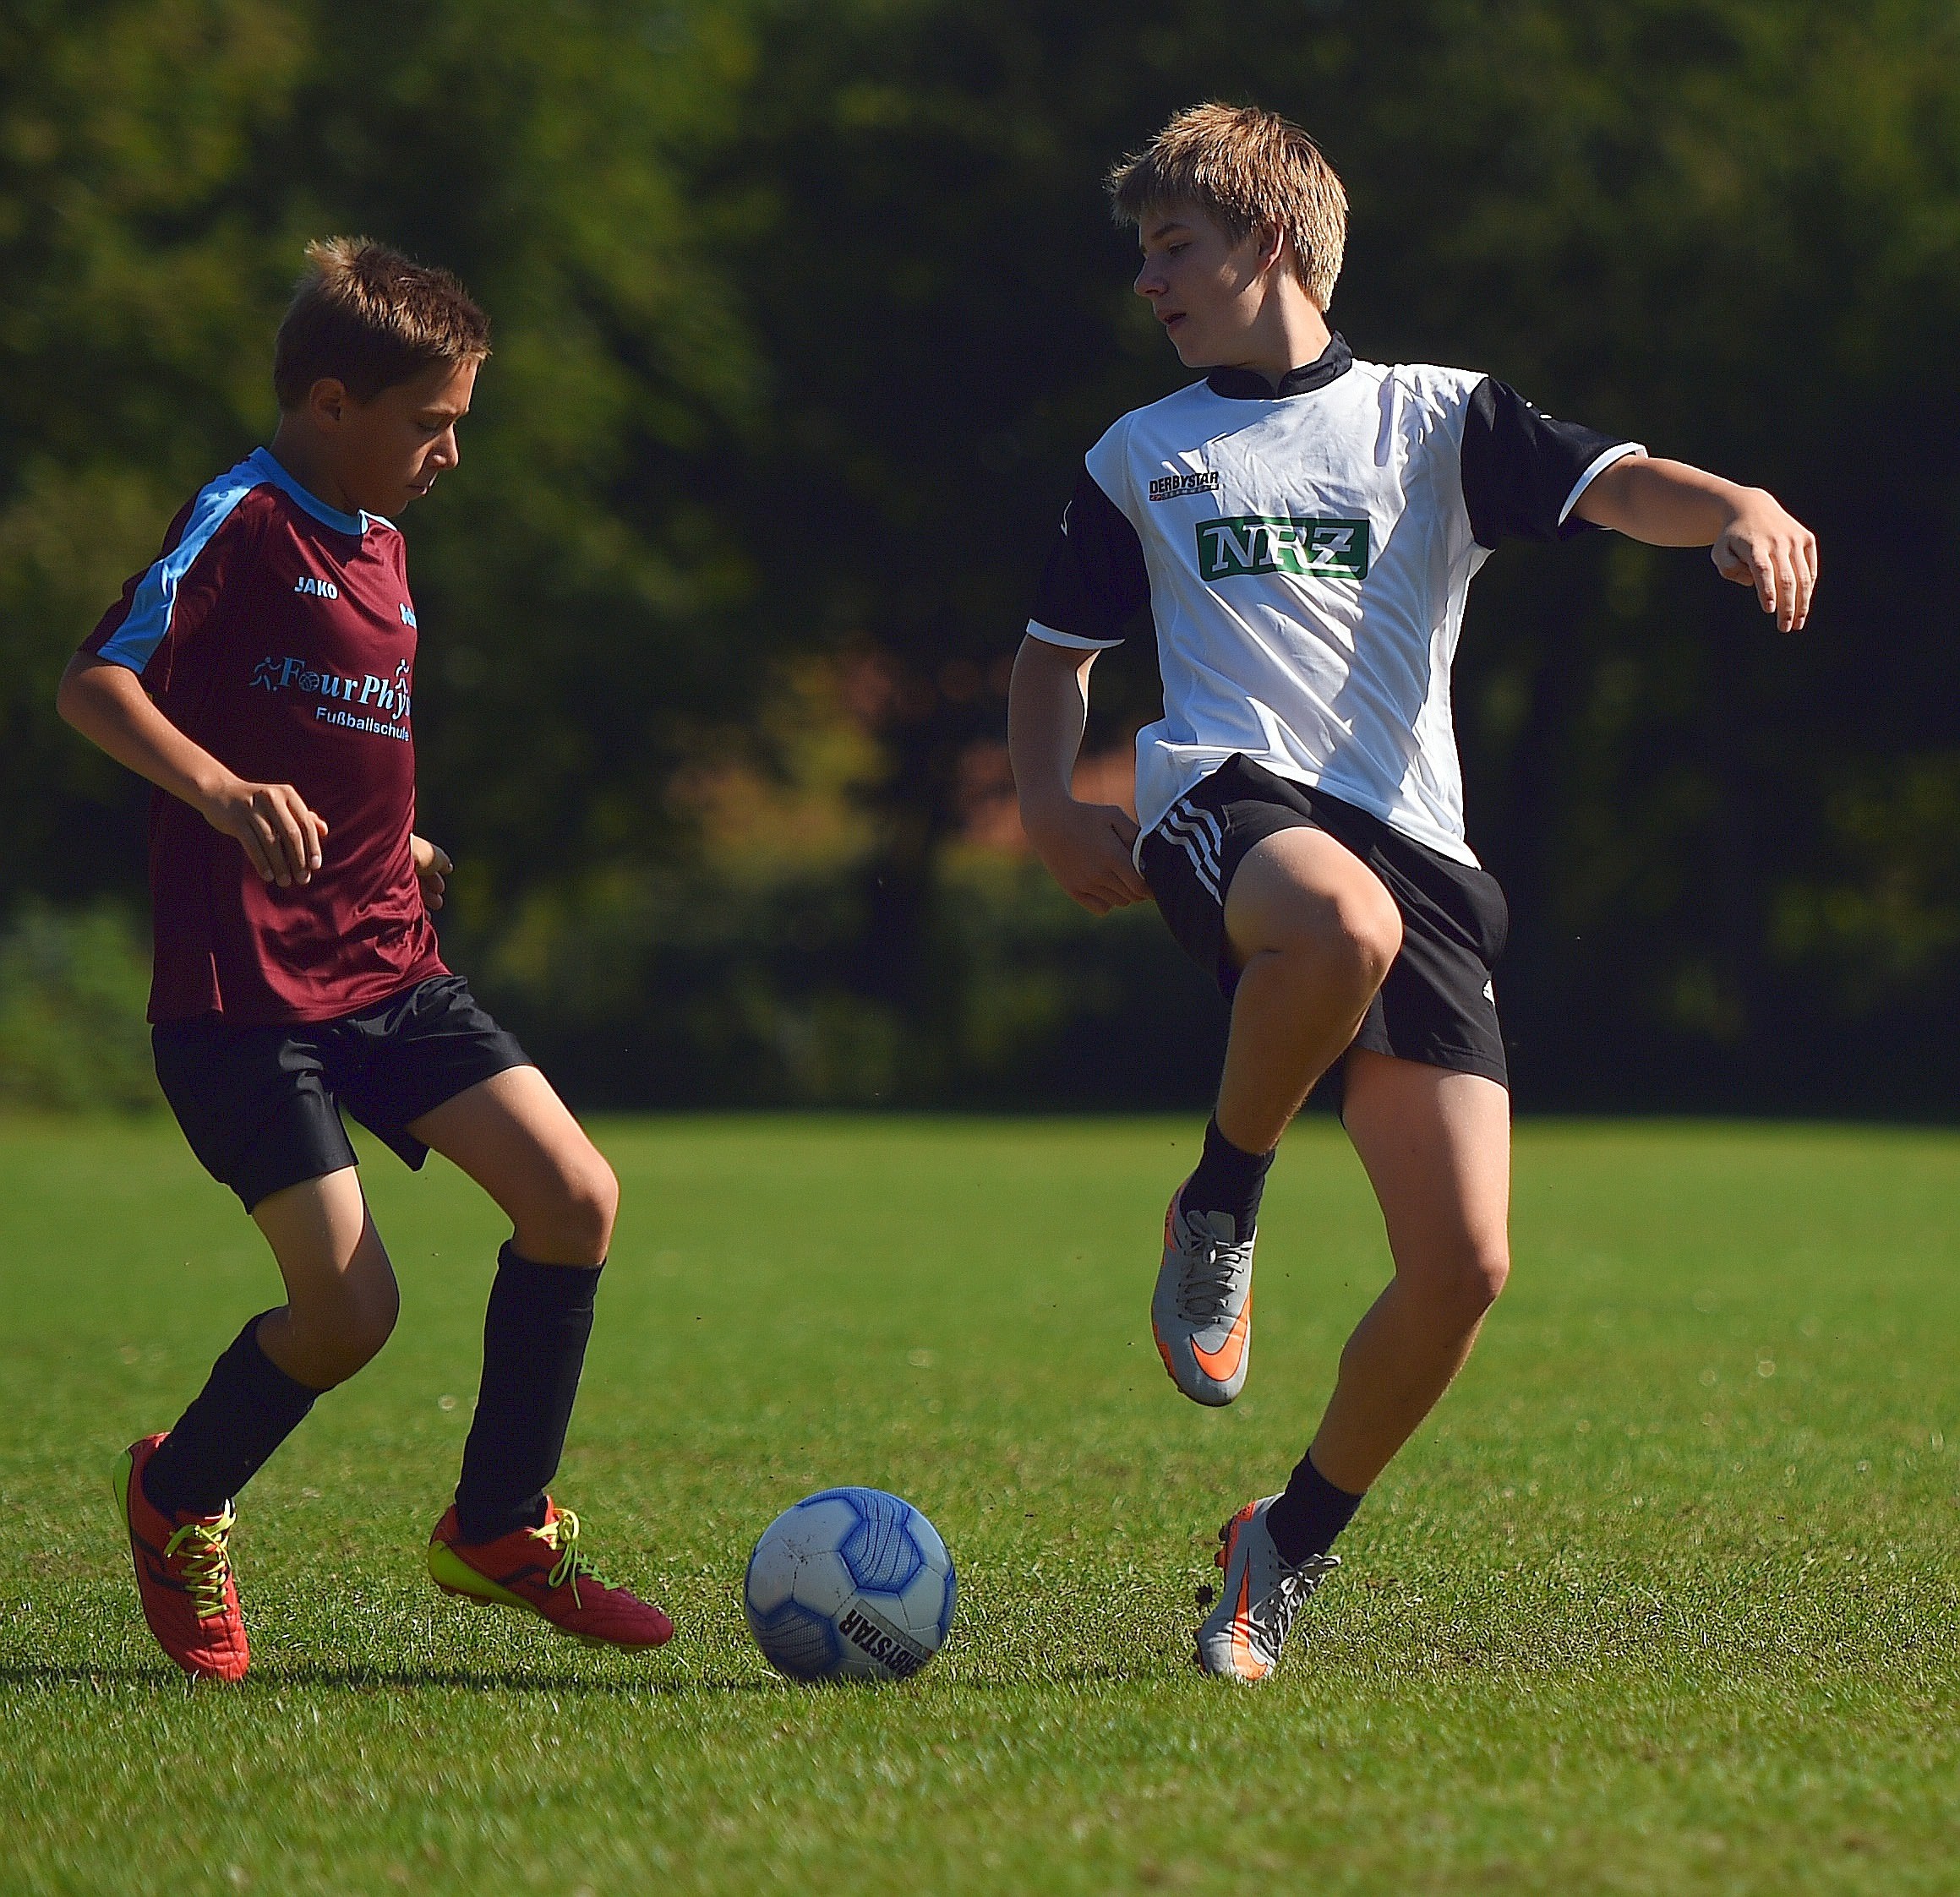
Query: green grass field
[[3, 1114, 1957, 1895]]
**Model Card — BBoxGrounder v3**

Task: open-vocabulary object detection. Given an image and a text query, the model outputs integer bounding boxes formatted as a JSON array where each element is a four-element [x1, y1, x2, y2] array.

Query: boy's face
[[304, 357, 479, 518], [1133, 203, 1279, 368]]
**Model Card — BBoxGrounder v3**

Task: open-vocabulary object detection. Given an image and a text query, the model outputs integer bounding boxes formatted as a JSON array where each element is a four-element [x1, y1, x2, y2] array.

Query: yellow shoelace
[[162, 1504, 237, 1622], [539, 1510, 608, 1609]]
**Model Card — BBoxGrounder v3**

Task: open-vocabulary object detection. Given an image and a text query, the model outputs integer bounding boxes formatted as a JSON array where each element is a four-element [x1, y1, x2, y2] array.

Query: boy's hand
[[199, 778, 328, 888], [410, 833, 452, 912], [1024, 798, 1150, 916], [1711, 492, 1819, 633]]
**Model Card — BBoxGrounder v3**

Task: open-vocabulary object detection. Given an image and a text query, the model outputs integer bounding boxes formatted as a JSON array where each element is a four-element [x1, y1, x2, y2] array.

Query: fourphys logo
[[250, 654, 413, 739], [1196, 515, 1370, 582]]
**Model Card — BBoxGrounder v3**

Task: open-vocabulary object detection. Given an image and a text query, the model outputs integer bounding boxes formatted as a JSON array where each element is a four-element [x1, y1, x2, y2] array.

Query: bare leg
[[1215, 827, 1402, 1153], [1306, 1050, 1511, 1493], [252, 1168, 400, 1389], [407, 1065, 618, 1265]]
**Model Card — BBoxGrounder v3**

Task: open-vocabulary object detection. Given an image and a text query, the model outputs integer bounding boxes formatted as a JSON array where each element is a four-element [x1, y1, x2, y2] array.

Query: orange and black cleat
[[112, 1433, 249, 1684], [428, 1499, 674, 1649]]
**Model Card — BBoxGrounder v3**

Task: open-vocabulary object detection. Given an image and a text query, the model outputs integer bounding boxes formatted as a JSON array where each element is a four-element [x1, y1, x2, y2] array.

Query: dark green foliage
[[7, 0, 1960, 1106], [0, 900, 154, 1110]]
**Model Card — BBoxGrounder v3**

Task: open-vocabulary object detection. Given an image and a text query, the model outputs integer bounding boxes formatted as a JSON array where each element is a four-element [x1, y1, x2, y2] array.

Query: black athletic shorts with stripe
[[1138, 755, 1510, 1088]]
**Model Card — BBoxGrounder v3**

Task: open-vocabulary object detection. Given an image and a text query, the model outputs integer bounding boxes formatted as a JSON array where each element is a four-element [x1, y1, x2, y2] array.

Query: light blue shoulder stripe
[[96, 459, 266, 673], [244, 444, 391, 537]]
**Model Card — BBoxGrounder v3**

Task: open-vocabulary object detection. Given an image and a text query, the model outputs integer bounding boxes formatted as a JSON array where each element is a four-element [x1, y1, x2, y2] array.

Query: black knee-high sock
[[1264, 1449, 1365, 1567], [1182, 1115, 1275, 1237], [142, 1313, 319, 1518], [454, 1245, 601, 1544]]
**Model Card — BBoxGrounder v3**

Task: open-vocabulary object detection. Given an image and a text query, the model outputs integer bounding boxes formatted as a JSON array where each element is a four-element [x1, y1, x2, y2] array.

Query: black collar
[[1205, 332, 1353, 401]]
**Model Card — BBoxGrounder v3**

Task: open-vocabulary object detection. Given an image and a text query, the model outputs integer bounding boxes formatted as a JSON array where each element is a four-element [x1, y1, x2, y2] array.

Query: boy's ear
[[1253, 221, 1289, 278], [303, 377, 352, 429]]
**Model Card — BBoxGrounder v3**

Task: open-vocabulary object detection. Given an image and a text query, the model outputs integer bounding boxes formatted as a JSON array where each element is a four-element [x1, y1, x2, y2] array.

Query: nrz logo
[[1149, 470, 1220, 501], [292, 575, 338, 599], [836, 1605, 928, 1679], [1196, 515, 1370, 581], [249, 655, 412, 738]]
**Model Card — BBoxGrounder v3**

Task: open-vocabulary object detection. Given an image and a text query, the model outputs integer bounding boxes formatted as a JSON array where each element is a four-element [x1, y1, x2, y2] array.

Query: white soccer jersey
[[1026, 335, 1641, 866]]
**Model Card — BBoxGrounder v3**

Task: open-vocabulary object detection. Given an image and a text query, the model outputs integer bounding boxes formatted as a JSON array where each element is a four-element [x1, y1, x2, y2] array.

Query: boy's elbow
[[54, 655, 88, 728]]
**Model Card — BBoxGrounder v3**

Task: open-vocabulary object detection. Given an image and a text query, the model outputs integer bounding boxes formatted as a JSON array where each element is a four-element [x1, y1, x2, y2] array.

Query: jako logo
[[249, 655, 412, 734], [1196, 515, 1370, 582], [399, 602, 418, 629], [292, 575, 339, 599], [836, 1605, 928, 1679]]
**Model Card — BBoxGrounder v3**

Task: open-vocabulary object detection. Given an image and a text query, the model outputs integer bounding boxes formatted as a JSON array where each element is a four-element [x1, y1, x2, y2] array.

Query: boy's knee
[[532, 1154, 618, 1265], [282, 1280, 398, 1387], [1270, 878, 1401, 1001], [1433, 1240, 1509, 1324], [1334, 879, 1402, 989]]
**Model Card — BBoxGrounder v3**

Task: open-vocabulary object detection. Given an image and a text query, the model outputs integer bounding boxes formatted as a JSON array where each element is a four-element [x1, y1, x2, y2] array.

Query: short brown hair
[[273, 237, 491, 410], [1107, 103, 1348, 310]]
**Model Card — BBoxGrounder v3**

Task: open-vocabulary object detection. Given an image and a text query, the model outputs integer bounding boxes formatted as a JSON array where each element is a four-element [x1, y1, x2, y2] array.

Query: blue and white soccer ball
[[743, 1487, 956, 1683]]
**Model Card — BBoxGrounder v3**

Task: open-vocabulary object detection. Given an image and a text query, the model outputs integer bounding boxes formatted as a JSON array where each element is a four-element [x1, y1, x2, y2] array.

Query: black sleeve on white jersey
[[1460, 377, 1635, 549], [1026, 465, 1150, 648]]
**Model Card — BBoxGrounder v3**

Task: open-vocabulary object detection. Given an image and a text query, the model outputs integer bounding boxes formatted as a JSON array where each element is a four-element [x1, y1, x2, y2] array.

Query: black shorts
[[152, 974, 531, 1212], [1138, 755, 1510, 1088]]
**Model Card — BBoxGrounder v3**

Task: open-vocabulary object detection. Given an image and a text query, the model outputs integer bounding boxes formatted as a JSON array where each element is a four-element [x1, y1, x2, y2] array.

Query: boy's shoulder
[[1095, 355, 1492, 445], [154, 450, 404, 586]]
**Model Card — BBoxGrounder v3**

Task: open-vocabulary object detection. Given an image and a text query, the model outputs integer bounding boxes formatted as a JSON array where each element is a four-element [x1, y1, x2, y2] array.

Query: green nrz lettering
[[1196, 515, 1370, 582]]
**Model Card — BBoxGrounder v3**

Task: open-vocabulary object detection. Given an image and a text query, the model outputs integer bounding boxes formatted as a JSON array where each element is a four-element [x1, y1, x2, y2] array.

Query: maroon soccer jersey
[[83, 448, 447, 1024]]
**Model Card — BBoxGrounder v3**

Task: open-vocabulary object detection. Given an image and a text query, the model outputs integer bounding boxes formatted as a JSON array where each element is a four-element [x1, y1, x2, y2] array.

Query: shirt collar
[[248, 446, 393, 537], [1205, 331, 1354, 401]]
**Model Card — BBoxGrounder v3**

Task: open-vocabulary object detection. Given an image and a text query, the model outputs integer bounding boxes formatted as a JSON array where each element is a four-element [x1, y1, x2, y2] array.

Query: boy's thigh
[[405, 1062, 592, 1177], [406, 1066, 614, 1257], [331, 974, 531, 1173], [250, 1165, 385, 1294], [1340, 1049, 1510, 1265], [1140, 780, 1325, 996], [152, 1017, 356, 1213], [1221, 823, 1398, 965]]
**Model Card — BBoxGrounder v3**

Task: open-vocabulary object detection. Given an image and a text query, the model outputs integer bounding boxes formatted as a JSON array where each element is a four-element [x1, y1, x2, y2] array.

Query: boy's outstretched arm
[[1007, 634, 1151, 916], [1572, 455, 1819, 632], [57, 651, 327, 887]]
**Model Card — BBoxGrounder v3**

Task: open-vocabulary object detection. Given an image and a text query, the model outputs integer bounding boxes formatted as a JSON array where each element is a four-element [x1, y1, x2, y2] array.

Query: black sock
[[454, 1245, 601, 1544], [1182, 1115, 1275, 1238], [141, 1313, 319, 1518], [1264, 1449, 1365, 1567]]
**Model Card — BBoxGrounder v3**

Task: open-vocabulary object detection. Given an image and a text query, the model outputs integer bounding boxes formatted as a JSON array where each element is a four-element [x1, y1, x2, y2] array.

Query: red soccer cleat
[[112, 1434, 249, 1683], [427, 1499, 674, 1649]]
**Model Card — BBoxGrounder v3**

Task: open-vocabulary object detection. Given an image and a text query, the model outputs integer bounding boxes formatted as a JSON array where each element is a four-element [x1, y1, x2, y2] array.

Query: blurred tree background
[[5, 0, 1959, 1112]]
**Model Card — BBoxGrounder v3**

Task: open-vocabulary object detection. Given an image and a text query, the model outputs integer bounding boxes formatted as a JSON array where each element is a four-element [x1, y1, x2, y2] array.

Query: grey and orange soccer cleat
[[1151, 1185, 1255, 1405], [1193, 1496, 1339, 1684]]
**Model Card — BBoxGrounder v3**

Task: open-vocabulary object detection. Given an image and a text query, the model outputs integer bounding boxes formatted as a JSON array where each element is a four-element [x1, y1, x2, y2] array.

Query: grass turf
[[2, 1113, 1957, 1895]]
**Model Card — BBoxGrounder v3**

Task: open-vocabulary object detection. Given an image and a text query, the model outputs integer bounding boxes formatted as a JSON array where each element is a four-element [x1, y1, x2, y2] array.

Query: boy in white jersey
[[1007, 104, 1817, 1682]]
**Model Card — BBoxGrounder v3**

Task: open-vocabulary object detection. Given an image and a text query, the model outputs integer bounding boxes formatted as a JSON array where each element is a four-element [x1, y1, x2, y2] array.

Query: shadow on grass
[[0, 1660, 773, 1697], [1, 1658, 1154, 1696]]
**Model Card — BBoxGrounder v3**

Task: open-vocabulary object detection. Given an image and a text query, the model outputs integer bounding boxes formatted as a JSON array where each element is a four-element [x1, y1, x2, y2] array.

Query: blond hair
[[273, 237, 490, 410], [1107, 103, 1348, 310]]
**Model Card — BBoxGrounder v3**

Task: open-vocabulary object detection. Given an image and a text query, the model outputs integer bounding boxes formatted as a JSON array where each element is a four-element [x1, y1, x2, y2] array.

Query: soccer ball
[[743, 1486, 956, 1683]]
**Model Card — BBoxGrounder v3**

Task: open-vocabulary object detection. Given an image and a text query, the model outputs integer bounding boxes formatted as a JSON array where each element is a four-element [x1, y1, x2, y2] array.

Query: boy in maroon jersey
[[59, 238, 672, 1682]]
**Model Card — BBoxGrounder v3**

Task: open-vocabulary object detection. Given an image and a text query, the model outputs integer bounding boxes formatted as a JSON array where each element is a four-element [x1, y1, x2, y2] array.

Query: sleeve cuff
[[1558, 442, 1646, 526], [1025, 619, 1125, 651]]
